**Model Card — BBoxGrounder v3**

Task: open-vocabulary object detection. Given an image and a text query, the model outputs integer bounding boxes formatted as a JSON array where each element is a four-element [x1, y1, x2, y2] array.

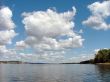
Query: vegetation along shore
[[80, 49, 110, 64]]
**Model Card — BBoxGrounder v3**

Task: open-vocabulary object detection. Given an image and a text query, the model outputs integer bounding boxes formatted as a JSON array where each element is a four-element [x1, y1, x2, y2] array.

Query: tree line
[[94, 49, 110, 63], [80, 49, 110, 64]]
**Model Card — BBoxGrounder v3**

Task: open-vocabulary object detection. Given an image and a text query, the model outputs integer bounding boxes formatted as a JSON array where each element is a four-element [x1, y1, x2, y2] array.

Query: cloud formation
[[0, 7, 17, 45], [22, 7, 84, 51], [0, 6, 84, 63], [82, 1, 110, 30], [15, 40, 28, 50]]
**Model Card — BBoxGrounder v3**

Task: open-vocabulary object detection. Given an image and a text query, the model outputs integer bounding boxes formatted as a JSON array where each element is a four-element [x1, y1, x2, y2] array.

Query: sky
[[0, 0, 110, 63]]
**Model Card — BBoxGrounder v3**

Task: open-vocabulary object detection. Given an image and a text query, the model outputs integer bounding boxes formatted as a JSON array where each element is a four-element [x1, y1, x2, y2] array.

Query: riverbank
[[0, 61, 26, 64], [96, 63, 110, 65]]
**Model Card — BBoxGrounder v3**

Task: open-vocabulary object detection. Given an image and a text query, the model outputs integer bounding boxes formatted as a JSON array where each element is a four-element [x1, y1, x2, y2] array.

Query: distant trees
[[80, 49, 110, 64], [94, 49, 110, 63], [80, 59, 94, 64]]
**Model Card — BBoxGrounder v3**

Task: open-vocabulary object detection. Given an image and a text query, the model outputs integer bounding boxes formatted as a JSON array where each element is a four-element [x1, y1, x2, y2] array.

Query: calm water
[[0, 64, 110, 82]]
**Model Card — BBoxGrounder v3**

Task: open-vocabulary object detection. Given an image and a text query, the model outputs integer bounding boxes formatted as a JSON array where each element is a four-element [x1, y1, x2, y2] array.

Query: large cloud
[[0, 7, 18, 61], [0, 7, 17, 45], [0, 7, 15, 30], [22, 7, 84, 51], [14, 7, 84, 62], [82, 1, 110, 30], [0, 6, 84, 62]]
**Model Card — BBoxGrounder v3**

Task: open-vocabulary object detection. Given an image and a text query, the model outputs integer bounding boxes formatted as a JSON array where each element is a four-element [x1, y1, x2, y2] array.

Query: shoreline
[[96, 63, 110, 65]]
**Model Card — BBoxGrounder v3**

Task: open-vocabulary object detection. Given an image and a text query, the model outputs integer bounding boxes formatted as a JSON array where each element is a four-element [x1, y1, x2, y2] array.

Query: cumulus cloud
[[0, 7, 17, 45], [0, 45, 35, 61], [0, 7, 18, 61], [22, 7, 76, 38], [0, 46, 19, 61], [0, 30, 16, 45], [13, 6, 84, 62], [0, 6, 84, 63], [82, 1, 110, 30], [0, 7, 15, 30], [15, 40, 28, 50], [0, 45, 65, 63], [22, 7, 84, 51], [0, 46, 8, 54]]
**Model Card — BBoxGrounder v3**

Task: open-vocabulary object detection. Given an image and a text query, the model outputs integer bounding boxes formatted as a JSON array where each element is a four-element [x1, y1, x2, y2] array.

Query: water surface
[[0, 64, 110, 82]]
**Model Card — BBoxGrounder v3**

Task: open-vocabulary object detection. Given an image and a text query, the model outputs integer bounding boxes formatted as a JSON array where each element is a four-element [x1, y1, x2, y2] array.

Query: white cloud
[[0, 7, 18, 61], [0, 46, 19, 61], [0, 7, 17, 45], [0, 45, 65, 62], [33, 51, 65, 63], [0, 30, 16, 45], [82, 1, 110, 30], [0, 6, 84, 63], [66, 53, 95, 63], [0, 7, 15, 30], [0, 46, 35, 61], [0, 46, 8, 54], [22, 7, 75, 38], [15, 40, 28, 50], [14, 6, 85, 63], [22, 7, 84, 51]]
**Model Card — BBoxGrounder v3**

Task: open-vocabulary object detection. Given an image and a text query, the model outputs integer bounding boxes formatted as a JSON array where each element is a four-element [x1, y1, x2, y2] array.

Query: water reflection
[[95, 64, 110, 82], [0, 64, 110, 82]]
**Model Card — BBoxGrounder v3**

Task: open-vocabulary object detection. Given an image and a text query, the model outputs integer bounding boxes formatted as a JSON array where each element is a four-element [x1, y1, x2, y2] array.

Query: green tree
[[94, 49, 110, 63]]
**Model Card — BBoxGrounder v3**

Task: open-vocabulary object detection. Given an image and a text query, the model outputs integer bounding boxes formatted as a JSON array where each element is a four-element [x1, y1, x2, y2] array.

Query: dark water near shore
[[0, 64, 110, 82]]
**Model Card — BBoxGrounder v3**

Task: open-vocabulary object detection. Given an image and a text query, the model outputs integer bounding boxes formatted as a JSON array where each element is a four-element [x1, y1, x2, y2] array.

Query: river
[[0, 64, 110, 82]]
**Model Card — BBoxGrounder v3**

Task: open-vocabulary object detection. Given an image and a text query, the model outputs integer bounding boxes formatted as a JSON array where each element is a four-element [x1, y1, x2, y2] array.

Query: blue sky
[[0, 0, 110, 63]]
